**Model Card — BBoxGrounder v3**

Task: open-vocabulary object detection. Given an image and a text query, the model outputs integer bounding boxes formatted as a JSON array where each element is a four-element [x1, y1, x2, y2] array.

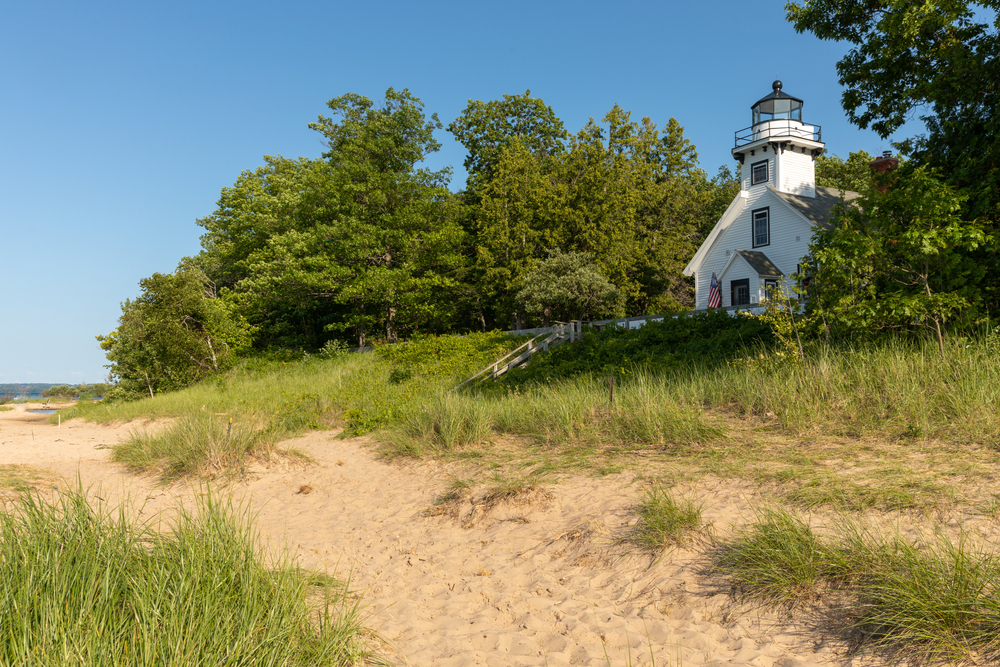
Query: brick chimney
[[868, 150, 899, 192], [868, 150, 899, 174]]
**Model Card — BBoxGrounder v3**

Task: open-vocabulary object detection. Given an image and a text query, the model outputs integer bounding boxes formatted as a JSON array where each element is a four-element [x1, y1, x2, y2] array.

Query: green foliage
[[786, 0, 1000, 301], [0, 488, 375, 665], [97, 267, 252, 401], [195, 88, 466, 349], [41, 383, 111, 399], [375, 331, 527, 384], [462, 100, 731, 328], [515, 251, 620, 325], [806, 165, 989, 349], [502, 309, 774, 384], [447, 90, 568, 192], [814, 150, 875, 193]]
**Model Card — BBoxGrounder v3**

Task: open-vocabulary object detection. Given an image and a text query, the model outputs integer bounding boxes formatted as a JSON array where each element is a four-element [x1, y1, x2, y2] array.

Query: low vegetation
[[59, 325, 1000, 513], [717, 509, 1000, 663], [625, 485, 703, 552], [0, 488, 377, 665]]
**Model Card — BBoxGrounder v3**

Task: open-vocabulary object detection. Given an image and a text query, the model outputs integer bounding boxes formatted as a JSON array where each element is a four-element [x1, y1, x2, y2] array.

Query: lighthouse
[[683, 81, 857, 310], [731, 81, 825, 198]]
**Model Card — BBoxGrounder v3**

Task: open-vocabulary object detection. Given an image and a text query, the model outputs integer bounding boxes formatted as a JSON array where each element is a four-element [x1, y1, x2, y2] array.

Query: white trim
[[716, 250, 744, 282], [683, 191, 747, 276]]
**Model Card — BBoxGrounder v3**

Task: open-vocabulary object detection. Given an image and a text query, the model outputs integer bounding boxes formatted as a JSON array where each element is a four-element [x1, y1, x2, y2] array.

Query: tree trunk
[[142, 370, 154, 399], [358, 301, 366, 348], [205, 335, 219, 371], [542, 307, 551, 328], [386, 304, 398, 344]]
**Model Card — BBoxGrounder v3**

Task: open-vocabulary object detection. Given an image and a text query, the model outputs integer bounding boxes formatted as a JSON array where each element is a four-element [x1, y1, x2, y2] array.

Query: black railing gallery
[[734, 121, 822, 148]]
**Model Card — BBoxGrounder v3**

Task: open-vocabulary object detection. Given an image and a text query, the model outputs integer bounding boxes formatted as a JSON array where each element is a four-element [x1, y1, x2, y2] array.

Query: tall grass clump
[[626, 485, 703, 552], [0, 489, 377, 665], [387, 371, 727, 457], [716, 508, 842, 605], [665, 336, 1000, 442], [718, 510, 1000, 662], [114, 413, 286, 481]]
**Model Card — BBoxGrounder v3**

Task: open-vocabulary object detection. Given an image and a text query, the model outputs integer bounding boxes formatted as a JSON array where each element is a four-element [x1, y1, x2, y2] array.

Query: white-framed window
[[751, 160, 768, 185], [752, 208, 770, 248]]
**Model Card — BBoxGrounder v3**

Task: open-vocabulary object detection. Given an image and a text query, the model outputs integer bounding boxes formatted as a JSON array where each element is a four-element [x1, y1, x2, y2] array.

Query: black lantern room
[[751, 81, 803, 126]]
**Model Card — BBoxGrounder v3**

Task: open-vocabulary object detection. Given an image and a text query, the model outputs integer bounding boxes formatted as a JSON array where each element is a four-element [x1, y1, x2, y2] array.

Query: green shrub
[[501, 309, 773, 384]]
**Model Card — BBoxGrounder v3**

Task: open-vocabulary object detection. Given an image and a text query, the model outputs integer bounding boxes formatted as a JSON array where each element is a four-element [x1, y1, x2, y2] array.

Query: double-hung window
[[751, 160, 768, 186], [752, 208, 770, 248]]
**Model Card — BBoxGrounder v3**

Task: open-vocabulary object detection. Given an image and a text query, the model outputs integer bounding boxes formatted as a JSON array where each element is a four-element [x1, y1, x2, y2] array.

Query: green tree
[[97, 268, 252, 400], [806, 165, 989, 352], [515, 251, 619, 325], [195, 89, 467, 347], [447, 91, 568, 193], [786, 0, 1000, 308], [815, 150, 876, 193]]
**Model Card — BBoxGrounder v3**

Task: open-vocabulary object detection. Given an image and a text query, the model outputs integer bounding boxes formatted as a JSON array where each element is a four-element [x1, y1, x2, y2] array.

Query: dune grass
[[57, 334, 1000, 495], [625, 485, 703, 553], [717, 508, 1000, 663], [0, 487, 377, 666]]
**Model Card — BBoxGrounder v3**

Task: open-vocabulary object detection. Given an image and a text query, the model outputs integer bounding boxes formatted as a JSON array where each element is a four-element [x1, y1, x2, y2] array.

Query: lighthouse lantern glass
[[753, 98, 803, 126]]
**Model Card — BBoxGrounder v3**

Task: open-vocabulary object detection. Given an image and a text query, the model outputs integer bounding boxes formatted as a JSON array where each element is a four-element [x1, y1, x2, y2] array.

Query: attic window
[[752, 208, 770, 248], [751, 160, 768, 185]]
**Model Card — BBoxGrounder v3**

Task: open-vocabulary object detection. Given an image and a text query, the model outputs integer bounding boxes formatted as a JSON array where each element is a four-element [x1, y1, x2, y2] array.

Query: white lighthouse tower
[[684, 81, 857, 310], [731, 80, 825, 197]]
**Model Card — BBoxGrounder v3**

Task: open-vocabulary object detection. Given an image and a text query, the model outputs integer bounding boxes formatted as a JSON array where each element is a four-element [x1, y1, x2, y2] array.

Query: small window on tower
[[751, 160, 768, 185]]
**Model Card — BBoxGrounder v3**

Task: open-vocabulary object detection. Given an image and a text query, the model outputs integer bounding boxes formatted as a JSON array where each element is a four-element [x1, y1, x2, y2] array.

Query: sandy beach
[[0, 403, 900, 666]]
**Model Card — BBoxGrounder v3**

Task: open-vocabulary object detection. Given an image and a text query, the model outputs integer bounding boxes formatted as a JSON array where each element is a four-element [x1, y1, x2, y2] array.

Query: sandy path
[[0, 405, 849, 666]]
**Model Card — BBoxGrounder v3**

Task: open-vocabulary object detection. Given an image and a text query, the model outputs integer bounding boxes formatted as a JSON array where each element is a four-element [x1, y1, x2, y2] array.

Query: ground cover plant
[[717, 509, 1000, 663], [0, 488, 376, 666]]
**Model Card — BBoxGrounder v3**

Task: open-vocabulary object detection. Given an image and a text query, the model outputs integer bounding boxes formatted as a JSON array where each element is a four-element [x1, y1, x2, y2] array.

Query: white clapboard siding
[[779, 149, 816, 197], [693, 187, 815, 309]]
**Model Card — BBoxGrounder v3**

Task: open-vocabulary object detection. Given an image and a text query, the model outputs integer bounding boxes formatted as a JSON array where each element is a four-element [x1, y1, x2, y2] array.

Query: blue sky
[[1, 0, 923, 384]]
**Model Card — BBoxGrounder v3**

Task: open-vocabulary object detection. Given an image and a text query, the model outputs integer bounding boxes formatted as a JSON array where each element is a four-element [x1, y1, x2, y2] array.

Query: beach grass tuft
[[717, 510, 1000, 662], [0, 487, 378, 665], [625, 485, 703, 552]]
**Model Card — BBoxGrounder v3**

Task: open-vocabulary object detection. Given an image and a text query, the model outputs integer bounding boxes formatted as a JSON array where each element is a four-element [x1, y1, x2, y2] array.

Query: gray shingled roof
[[735, 250, 783, 277], [766, 185, 860, 230]]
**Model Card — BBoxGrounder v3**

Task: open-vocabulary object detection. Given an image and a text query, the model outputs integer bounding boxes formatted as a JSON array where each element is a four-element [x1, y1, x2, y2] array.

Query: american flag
[[708, 271, 722, 308]]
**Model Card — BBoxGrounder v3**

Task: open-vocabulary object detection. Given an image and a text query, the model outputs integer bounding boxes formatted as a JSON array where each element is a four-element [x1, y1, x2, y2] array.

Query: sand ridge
[[0, 405, 856, 666]]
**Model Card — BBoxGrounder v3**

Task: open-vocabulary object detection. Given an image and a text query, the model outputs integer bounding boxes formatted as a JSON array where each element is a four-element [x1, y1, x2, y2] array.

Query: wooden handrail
[[451, 331, 551, 392]]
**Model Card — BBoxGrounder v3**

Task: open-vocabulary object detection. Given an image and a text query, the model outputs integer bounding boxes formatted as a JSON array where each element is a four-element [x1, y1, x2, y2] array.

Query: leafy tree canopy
[[786, 0, 1000, 222], [805, 165, 989, 351], [815, 150, 876, 193], [515, 251, 620, 325], [448, 91, 568, 194], [97, 268, 252, 401]]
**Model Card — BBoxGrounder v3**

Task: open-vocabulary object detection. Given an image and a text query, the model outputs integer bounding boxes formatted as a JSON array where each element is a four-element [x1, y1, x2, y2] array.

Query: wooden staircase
[[453, 321, 583, 391]]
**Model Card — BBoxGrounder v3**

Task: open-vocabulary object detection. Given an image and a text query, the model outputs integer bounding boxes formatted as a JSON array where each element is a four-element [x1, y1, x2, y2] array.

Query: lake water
[[28, 409, 57, 414]]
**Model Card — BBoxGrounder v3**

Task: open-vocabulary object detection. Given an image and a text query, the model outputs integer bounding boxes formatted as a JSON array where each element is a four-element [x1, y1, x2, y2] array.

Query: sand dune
[[0, 404, 863, 666]]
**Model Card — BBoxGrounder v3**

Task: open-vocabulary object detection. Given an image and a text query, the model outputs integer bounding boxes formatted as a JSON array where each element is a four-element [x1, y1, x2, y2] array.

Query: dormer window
[[751, 160, 768, 185], [752, 208, 770, 247]]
